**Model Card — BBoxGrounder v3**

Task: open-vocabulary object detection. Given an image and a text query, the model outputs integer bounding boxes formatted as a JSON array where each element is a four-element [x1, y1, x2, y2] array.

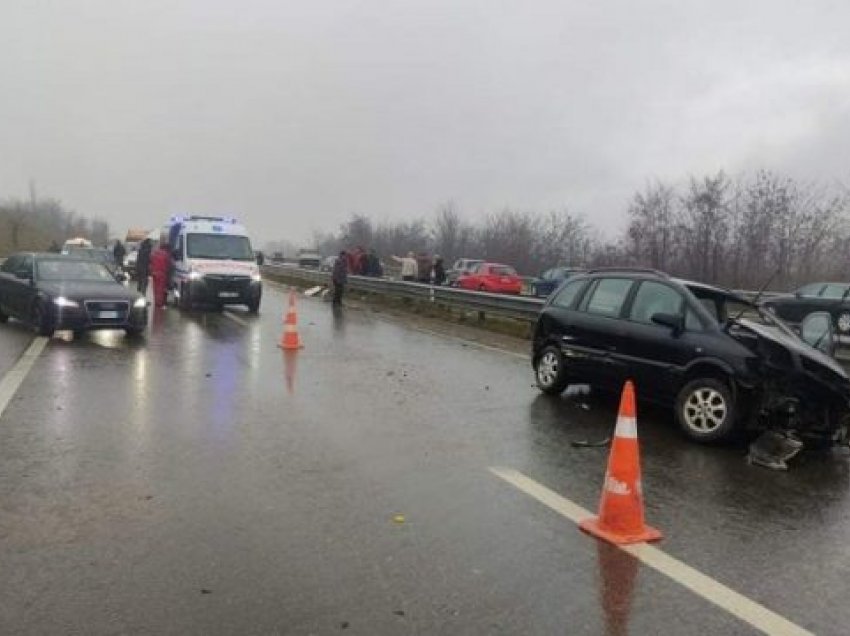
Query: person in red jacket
[[149, 241, 173, 308]]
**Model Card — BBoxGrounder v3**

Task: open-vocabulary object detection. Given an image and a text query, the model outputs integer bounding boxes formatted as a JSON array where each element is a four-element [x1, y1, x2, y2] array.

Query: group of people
[[133, 238, 172, 308], [390, 252, 445, 285], [345, 247, 382, 277], [331, 250, 446, 306]]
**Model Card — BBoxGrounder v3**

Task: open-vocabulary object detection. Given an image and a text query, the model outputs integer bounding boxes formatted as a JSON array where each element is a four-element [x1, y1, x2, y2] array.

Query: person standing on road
[[136, 238, 153, 295], [149, 241, 173, 308], [332, 250, 348, 306], [392, 252, 418, 282], [433, 256, 446, 286], [113, 240, 126, 268]]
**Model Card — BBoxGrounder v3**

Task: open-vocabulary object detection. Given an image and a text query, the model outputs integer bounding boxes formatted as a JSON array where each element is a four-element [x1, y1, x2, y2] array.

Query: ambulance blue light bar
[[170, 215, 238, 224]]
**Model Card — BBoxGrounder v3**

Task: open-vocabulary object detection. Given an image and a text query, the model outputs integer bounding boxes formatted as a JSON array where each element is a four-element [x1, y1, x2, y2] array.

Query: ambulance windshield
[[187, 233, 254, 261]]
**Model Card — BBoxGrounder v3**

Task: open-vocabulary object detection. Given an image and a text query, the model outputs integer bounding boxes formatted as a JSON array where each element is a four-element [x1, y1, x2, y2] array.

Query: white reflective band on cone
[[615, 416, 637, 439]]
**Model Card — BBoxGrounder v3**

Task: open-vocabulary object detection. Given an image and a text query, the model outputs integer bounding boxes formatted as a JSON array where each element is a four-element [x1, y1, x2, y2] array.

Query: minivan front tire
[[535, 345, 570, 395], [675, 378, 737, 443]]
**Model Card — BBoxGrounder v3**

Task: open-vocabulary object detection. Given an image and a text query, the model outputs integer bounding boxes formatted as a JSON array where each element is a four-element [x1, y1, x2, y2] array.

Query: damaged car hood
[[736, 318, 849, 379]]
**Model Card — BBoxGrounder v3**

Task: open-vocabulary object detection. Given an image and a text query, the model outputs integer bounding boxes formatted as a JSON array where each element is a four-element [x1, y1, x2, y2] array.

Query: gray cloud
[[2, 0, 849, 244]]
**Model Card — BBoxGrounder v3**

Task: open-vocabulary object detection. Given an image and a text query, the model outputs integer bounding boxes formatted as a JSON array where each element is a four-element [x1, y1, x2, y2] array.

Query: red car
[[457, 262, 523, 294]]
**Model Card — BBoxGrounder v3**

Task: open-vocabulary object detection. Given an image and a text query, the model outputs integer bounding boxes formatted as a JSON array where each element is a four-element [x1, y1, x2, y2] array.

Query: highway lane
[[0, 286, 848, 634]]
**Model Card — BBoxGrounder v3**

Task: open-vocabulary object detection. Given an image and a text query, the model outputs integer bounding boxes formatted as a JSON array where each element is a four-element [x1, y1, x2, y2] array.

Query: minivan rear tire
[[534, 345, 570, 395], [675, 378, 737, 443]]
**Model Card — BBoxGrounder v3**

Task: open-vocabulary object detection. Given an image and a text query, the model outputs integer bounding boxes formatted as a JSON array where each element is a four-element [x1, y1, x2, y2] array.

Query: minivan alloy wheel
[[537, 351, 560, 388], [683, 388, 727, 433]]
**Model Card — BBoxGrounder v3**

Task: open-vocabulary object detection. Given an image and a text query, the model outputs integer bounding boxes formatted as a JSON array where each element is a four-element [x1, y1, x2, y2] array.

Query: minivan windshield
[[187, 234, 254, 261]]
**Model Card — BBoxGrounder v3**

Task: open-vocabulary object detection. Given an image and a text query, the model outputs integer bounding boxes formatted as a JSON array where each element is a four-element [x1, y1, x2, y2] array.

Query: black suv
[[532, 269, 850, 445]]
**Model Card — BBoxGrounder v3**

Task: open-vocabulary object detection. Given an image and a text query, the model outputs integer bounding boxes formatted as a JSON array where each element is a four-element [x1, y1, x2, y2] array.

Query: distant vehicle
[[457, 262, 522, 294], [270, 252, 285, 263], [320, 255, 337, 272], [446, 258, 483, 286], [125, 228, 149, 242], [532, 268, 849, 447], [297, 249, 321, 268], [531, 267, 585, 297], [762, 282, 850, 344], [164, 215, 262, 312], [61, 237, 92, 251], [0, 253, 147, 338]]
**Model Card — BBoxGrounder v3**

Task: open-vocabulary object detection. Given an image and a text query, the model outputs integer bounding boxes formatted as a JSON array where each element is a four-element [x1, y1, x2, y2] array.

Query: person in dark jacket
[[433, 256, 446, 285], [113, 240, 126, 268], [136, 239, 153, 295], [332, 251, 348, 306]]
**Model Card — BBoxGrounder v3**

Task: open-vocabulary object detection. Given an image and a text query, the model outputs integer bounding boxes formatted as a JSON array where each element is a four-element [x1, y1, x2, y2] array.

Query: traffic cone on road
[[579, 380, 662, 545], [278, 289, 304, 350]]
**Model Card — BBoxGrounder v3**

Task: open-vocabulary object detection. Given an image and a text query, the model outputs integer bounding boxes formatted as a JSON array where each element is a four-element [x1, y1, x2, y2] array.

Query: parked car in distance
[[457, 262, 523, 294], [531, 266, 585, 297], [762, 282, 850, 343], [531, 268, 850, 447], [0, 253, 148, 338], [297, 249, 321, 268], [270, 252, 285, 263], [320, 255, 337, 272], [447, 258, 483, 286]]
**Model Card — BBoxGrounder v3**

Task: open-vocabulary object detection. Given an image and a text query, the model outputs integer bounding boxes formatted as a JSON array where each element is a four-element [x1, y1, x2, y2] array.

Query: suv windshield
[[187, 234, 254, 260], [37, 259, 116, 282]]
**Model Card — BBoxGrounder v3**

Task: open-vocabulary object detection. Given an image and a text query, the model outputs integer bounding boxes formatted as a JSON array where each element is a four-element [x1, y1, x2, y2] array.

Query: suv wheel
[[535, 345, 570, 395], [0, 306, 8, 323], [675, 378, 736, 443]]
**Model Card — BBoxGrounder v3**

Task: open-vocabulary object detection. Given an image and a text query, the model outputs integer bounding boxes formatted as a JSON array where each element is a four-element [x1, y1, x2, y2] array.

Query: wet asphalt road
[[2, 284, 850, 635]]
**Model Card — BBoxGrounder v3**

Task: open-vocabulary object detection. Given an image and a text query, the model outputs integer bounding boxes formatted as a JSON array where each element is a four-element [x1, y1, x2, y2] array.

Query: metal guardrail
[[261, 264, 545, 321]]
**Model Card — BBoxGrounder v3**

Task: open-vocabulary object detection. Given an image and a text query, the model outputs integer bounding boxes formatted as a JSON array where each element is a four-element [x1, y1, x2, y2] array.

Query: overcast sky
[[2, 0, 849, 244]]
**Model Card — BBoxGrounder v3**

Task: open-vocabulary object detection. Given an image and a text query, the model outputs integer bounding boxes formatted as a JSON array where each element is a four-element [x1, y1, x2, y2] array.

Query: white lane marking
[[489, 467, 813, 636], [0, 337, 49, 419], [222, 311, 249, 327]]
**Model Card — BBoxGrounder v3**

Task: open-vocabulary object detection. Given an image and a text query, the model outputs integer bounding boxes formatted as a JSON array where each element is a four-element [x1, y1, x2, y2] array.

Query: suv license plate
[[98, 311, 119, 319], [218, 291, 239, 298]]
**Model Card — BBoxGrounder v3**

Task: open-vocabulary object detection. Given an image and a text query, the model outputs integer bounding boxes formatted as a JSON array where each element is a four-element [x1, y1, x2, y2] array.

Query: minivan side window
[[1, 256, 19, 273], [584, 278, 633, 318], [550, 279, 586, 309], [796, 283, 824, 297], [629, 281, 683, 324]]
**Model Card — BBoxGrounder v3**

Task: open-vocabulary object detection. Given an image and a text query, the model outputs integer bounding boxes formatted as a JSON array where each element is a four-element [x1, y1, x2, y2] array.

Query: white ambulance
[[163, 215, 262, 312]]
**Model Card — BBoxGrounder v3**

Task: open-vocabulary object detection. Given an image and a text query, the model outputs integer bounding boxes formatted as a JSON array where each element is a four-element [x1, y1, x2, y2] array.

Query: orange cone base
[[278, 341, 304, 350], [579, 517, 663, 545]]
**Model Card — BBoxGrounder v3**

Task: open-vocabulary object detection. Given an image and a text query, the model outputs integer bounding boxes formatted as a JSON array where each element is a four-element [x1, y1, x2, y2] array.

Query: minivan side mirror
[[800, 311, 835, 357], [651, 312, 684, 334]]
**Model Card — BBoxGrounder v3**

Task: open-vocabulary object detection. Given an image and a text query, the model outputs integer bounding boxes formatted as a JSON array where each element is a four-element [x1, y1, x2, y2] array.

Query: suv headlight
[[251, 272, 262, 282], [133, 297, 147, 308], [189, 271, 203, 281], [53, 296, 79, 308]]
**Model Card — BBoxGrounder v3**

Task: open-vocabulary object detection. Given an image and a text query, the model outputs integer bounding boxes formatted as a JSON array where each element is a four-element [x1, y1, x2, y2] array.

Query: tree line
[[313, 170, 850, 290], [0, 196, 110, 256]]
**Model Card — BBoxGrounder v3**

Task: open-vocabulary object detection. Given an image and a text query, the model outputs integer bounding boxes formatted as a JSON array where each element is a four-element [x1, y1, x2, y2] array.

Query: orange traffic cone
[[278, 289, 304, 350], [579, 380, 662, 545]]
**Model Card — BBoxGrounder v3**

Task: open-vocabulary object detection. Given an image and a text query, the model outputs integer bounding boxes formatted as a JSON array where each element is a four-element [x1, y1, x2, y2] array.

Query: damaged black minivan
[[532, 269, 850, 449]]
